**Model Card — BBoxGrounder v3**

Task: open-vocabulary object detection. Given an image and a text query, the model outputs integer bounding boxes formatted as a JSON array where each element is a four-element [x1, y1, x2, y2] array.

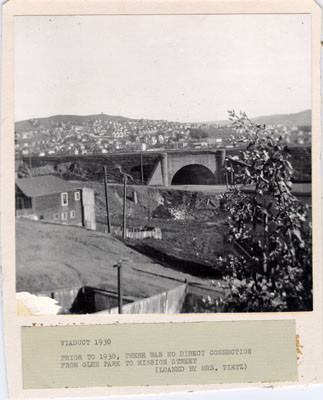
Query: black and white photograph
[[14, 14, 312, 315]]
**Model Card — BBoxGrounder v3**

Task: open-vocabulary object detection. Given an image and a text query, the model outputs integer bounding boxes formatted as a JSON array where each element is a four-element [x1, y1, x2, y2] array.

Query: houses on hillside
[[15, 114, 311, 158], [15, 175, 96, 230]]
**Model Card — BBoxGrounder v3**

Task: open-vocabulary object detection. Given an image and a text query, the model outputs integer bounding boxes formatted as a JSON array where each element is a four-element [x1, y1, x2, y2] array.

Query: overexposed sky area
[[14, 14, 311, 122]]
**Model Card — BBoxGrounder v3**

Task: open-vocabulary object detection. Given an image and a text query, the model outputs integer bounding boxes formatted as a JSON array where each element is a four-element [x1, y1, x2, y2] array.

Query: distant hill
[[15, 109, 311, 133], [251, 109, 311, 126], [15, 113, 136, 133], [205, 109, 311, 127]]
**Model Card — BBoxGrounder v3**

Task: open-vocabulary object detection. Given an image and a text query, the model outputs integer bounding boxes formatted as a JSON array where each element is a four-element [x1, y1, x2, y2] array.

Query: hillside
[[251, 109, 311, 126], [16, 219, 217, 298], [205, 109, 311, 127], [15, 109, 311, 133], [15, 113, 136, 133]]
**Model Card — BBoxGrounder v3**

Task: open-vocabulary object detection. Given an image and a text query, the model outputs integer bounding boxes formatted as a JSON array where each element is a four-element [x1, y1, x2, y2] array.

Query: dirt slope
[[16, 219, 219, 299]]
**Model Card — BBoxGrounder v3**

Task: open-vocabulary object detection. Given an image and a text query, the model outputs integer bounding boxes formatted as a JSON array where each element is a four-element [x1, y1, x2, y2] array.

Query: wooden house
[[15, 175, 96, 230]]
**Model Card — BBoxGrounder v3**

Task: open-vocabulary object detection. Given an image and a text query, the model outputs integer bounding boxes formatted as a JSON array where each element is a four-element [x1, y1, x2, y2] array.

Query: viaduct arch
[[148, 150, 226, 187], [171, 164, 216, 185]]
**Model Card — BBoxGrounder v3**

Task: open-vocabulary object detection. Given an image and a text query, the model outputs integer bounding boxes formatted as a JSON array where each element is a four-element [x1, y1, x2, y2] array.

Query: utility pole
[[114, 260, 123, 314], [147, 187, 151, 225], [140, 152, 144, 184], [29, 154, 32, 177], [103, 166, 111, 233], [122, 175, 127, 239]]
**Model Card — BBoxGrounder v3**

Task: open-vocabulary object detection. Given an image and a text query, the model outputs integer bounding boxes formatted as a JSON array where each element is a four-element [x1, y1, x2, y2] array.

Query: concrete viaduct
[[147, 149, 227, 187], [26, 149, 227, 187]]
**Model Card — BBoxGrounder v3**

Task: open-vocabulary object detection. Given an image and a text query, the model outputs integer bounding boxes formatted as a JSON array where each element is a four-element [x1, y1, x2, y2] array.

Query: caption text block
[[21, 320, 297, 389]]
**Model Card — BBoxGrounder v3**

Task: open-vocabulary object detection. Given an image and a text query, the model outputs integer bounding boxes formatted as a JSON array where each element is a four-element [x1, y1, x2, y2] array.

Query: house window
[[70, 210, 75, 219], [54, 213, 59, 220], [61, 192, 68, 206], [16, 197, 32, 210], [74, 191, 80, 201], [61, 212, 67, 220], [16, 198, 24, 210]]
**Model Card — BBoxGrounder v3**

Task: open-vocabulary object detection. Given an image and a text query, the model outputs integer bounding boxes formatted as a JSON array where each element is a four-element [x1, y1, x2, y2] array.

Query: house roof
[[16, 176, 78, 198]]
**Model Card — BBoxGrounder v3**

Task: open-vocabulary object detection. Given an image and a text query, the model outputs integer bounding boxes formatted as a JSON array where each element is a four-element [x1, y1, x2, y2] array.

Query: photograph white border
[[1, 0, 322, 398]]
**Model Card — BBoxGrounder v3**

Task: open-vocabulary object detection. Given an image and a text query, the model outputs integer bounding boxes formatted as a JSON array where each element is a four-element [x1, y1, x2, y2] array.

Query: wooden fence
[[125, 226, 162, 240], [35, 286, 134, 314], [95, 283, 188, 314], [36, 286, 82, 313], [114, 226, 162, 240], [35, 282, 187, 314]]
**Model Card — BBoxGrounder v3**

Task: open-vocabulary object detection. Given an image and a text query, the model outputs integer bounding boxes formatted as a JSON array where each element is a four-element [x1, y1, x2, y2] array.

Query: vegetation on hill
[[188, 128, 209, 139]]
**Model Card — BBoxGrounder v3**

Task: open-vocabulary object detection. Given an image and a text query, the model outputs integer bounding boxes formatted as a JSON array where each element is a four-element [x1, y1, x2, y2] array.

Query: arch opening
[[171, 164, 216, 185], [130, 165, 152, 183]]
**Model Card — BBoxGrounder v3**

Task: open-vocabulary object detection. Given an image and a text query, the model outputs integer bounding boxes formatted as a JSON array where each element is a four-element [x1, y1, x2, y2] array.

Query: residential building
[[15, 175, 96, 230]]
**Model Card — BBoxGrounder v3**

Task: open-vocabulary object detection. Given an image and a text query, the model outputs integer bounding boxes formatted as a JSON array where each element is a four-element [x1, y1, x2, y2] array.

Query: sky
[[14, 14, 311, 122]]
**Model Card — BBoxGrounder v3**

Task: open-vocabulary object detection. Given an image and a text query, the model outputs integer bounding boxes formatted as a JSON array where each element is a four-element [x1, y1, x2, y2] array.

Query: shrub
[[209, 111, 312, 312]]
